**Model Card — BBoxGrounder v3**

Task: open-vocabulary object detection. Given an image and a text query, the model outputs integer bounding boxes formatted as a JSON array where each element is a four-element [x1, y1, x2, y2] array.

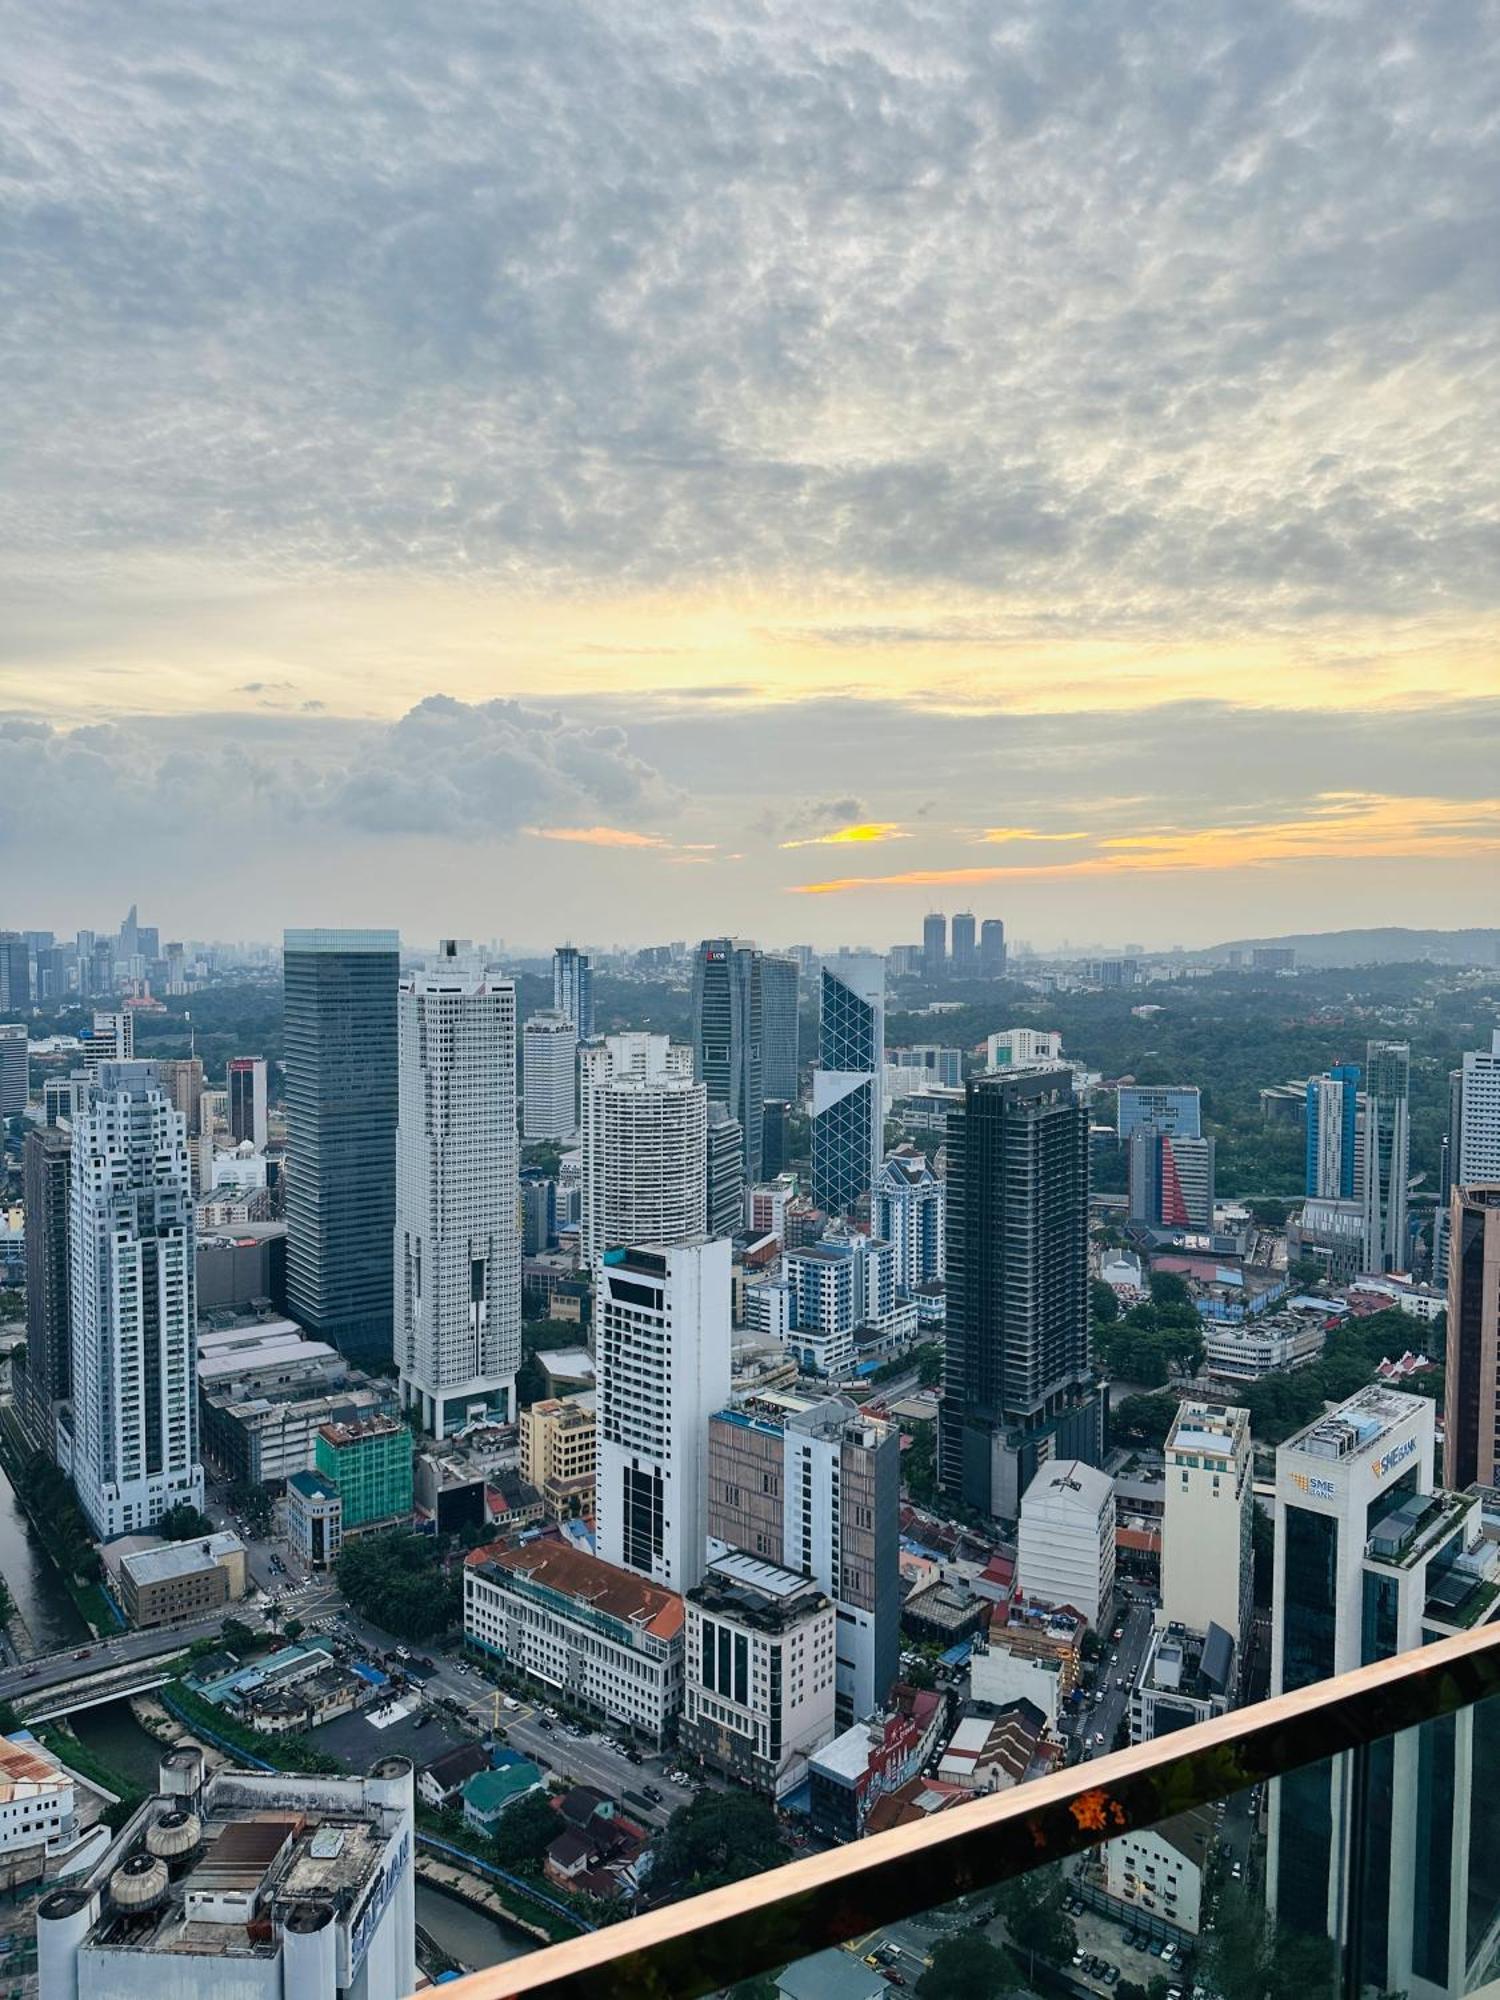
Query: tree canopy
[[649, 1790, 789, 1899], [916, 1933, 1014, 2000], [335, 1531, 462, 1641]]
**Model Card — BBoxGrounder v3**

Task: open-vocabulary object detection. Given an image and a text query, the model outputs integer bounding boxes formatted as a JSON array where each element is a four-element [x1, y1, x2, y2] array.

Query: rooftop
[[119, 1533, 244, 1589], [469, 1540, 685, 1641], [1166, 1401, 1250, 1456], [1286, 1383, 1428, 1464]]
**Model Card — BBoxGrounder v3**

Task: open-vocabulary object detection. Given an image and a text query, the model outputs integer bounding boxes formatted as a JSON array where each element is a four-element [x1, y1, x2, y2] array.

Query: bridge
[[12, 1661, 178, 1724]]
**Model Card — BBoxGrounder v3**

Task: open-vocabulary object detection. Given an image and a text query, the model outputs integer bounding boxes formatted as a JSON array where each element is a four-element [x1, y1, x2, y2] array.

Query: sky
[[3, 0, 1498, 953]]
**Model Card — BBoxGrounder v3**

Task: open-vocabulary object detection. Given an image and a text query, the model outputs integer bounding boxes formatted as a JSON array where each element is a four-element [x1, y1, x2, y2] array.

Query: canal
[[0, 1453, 92, 1655]]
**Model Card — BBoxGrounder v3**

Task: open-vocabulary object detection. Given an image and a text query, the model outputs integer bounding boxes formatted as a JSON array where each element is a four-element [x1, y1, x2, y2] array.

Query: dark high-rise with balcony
[[922, 912, 947, 980], [0, 932, 30, 1011], [950, 911, 976, 976], [691, 939, 764, 1185], [761, 953, 800, 1106], [940, 1069, 1101, 1521], [283, 929, 399, 1365], [980, 918, 1007, 977], [21, 1124, 71, 1455]]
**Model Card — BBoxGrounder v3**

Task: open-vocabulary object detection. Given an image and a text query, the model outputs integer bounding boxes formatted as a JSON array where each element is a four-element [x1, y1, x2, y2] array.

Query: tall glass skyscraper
[[691, 938, 764, 1185], [284, 928, 400, 1364], [921, 912, 946, 979], [761, 953, 800, 1107], [1361, 1039, 1410, 1273], [553, 945, 594, 1040], [1305, 1064, 1360, 1199], [939, 1068, 1101, 1521], [979, 918, 1007, 976], [950, 911, 976, 975], [811, 955, 884, 1217]]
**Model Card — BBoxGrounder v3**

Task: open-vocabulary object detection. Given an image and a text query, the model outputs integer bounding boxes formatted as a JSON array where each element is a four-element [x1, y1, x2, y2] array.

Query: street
[[1069, 1588, 1155, 1762]]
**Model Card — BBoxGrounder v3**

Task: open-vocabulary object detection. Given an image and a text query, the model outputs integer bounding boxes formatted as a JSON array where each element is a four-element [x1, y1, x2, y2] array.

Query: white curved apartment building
[[580, 1034, 707, 1269]]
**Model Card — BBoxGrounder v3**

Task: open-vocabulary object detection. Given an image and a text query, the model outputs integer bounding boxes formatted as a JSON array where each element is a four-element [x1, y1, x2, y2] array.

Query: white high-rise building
[[580, 1033, 707, 1268], [81, 1010, 133, 1077], [1161, 1401, 1253, 1660], [68, 1063, 203, 1539], [874, 1152, 945, 1291], [986, 1026, 1062, 1072], [1018, 1459, 1116, 1633], [395, 943, 521, 1437], [1456, 1030, 1500, 1183], [595, 1237, 731, 1593], [523, 1010, 578, 1140]]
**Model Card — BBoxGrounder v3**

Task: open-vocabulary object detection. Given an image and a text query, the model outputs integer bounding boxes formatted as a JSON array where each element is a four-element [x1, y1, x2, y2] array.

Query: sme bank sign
[[1371, 1434, 1419, 1484]]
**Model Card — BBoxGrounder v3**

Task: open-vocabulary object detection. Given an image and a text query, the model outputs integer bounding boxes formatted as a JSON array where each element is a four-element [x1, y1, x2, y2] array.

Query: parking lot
[[1063, 1892, 1190, 1996]]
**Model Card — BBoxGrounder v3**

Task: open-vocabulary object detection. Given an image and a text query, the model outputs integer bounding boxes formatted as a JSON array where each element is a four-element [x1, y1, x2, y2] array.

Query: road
[[1069, 1588, 1156, 1762]]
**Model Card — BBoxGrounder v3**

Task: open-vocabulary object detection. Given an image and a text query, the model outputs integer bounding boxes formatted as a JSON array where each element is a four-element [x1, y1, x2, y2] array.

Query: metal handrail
[[431, 1619, 1500, 2000]]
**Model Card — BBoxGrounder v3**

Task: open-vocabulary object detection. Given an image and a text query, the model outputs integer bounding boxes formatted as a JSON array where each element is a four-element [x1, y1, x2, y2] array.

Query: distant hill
[[1207, 928, 1500, 969]]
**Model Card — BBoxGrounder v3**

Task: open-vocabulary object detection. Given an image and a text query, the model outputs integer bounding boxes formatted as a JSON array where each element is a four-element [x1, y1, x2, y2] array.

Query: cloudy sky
[[4, 0, 1498, 952]]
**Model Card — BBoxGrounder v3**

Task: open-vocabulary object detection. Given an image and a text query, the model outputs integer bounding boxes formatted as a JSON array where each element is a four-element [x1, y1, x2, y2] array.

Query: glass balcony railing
[[430, 1619, 1500, 2000]]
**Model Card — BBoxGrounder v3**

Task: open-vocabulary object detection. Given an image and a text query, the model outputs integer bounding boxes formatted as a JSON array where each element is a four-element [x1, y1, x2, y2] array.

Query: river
[[0, 1454, 92, 1655]]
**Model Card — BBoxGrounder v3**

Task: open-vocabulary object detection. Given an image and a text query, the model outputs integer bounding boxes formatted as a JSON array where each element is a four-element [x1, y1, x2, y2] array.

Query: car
[[625, 1747, 644, 1765], [537, 1718, 554, 1732], [543, 1705, 559, 1719], [1159, 1942, 1175, 1959], [1103, 1967, 1120, 1985], [1092, 1731, 1105, 1745], [1073, 1951, 1087, 1966], [1231, 1863, 1243, 1881], [1112, 1627, 1123, 1641], [885, 1974, 906, 1989], [73, 1649, 91, 1660], [643, 1784, 664, 1803], [1167, 1987, 1184, 2000], [502, 1695, 520, 1710]]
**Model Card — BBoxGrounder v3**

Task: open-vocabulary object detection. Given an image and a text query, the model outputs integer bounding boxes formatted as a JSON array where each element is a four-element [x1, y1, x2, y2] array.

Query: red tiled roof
[[467, 1539, 685, 1641]]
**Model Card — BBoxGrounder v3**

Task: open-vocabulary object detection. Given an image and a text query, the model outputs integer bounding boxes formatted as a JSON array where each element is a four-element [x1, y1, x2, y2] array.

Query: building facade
[[705, 1102, 746, 1239], [1305, 1065, 1360, 1200], [811, 956, 885, 1218], [949, 911, 976, 976], [283, 929, 400, 1364], [761, 954, 800, 1107], [0, 1022, 25, 1118], [922, 913, 946, 980], [314, 1417, 413, 1534], [979, 918, 1007, 977], [1017, 1460, 1116, 1631], [986, 1026, 1062, 1072], [1361, 1039, 1411, 1273], [1444, 1184, 1500, 1489], [552, 945, 593, 1040], [227, 1057, 268, 1152], [395, 945, 521, 1437], [522, 1011, 578, 1141], [579, 1034, 707, 1268], [68, 1065, 203, 1539], [1116, 1086, 1201, 1143], [464, 1539, 684, 1746], [691, 939, 765, 1185], [873, 1154, 945, 1292], [1161, 1401, 1252, 1657], [519, 1395, 597, 1519], [940, 1069, 1102, 1521], [21, 1124, 70, 1454], [595, 1238, 732, 1594], [1129, 1131, 1216, 1231]]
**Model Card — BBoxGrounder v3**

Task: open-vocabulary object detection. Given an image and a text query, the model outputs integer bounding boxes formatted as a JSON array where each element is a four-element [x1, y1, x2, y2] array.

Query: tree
[[1112, 1392, 1179, 1450], [994, 1870, 1076, 1981], [489, 1789, 562, 1870], [650, 1791, 790, 1899], [0, 1574, 14, 1629], [229, 1481, 273, 1536], [336, 1530, 463, 1641], [903, 1419, 938, 1506], [1091, 1278, 1120, 1324], [917, 1342, 944, 1387], [727, 1978, 781, 2000], [221, 1618, 258, 1655], [283, 1616, 304, 1642], [158, 1502, 216, 1542], [916, 1933, 1013, 1999]]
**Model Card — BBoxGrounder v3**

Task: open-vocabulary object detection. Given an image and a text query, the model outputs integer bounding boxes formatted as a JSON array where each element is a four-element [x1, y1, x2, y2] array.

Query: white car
[[502, 1696, 520, 1711]]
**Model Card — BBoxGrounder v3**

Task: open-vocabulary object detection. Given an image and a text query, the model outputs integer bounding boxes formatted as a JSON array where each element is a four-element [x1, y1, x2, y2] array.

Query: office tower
[[1129, 1131, 1215, 1230], [552, 944, 593, 1039], [681, 1552, 837, 1795], [153, 1057, 205, 1137], [117, 906, 138, 959], [163, 940, 186, 995], [34, 945, 67, 1004], [1444, 1185, 1500, 1489], [761, 953, 800, 1106], [691, 938, 765, 1185], [940, 1069, 1100, 1520], [1161, 1401, 1253, 1657], [1267, 1386, 1495, 1983], [922, 911, 947, 979], [579, 1033, 707, 1267], [1305, 1064, 1361, 1199], [706, 1102, 745, 1238], [136, 924, 160, 963], [784, 1231, 897, 1379], [950, 910, 976, 976], [21, 1125, 70, 1454], [980, 917, 1007, 977], [227, 1055, 269, 1150], [68, 1063, 203, 1539], [82, 1010, 133, 1076], [710, 1395, 901, 1725], [522, 1011, 578, 1140], [811, 955, 885, 1217], [1116, 1085, 1201, 1141], [1361, 1039, 1411, 1273], [0, 1021, 26, 1116], [89, 938, 113, 996], [761, 1099, 790, 1179], [283, 928, 400, 1364], [73, 931, 95, 998], [395, 944, 521, 1437], [1018, 1460, 1115, 1631], [874, 1152, 945, 1291], [595, 1238, 731, 1593], [0, 932, 31, 1011], [1453, 1031, 1500, 1183]]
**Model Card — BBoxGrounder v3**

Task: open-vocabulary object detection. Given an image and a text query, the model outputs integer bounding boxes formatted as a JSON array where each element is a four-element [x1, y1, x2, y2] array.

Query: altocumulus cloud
[[2, 0, 1499, 628], [0, 698, 674, 846]]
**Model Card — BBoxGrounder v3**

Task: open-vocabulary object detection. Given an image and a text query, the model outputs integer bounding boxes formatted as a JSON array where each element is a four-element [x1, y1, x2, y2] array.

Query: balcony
[[429, 1619, 1500, 1999]]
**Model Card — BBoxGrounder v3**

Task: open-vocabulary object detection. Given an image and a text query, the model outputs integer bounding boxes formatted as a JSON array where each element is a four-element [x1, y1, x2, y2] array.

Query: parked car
[[643, 1784, 663, 1803]]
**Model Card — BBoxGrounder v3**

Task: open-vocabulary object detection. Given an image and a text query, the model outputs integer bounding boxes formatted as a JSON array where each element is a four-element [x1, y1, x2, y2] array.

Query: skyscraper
[[595, 1237, 731, 1594], [0, 932, 32, 1011], [761, 953, 800, 1106], [21, 1124, 70, 1454], [940, 1069, 1100, 1520], [1116, 1085, 1201, 1141], [68, 1063, 203, 1538], [979, 918, 1007, 977], [395, 944, 521, 1437], [691, 938, 764, 1184], [1305, 1064, 1360, 1199], [1161, 1401, 1253, 1661], [0, 1021, 26, 1117], [82, 1010, 133, 1076], [1443, 1184, 1500, 1490], [1129, 1131, 1215, 1230], [950, 911, 976, 976], [874, 1152, 945, 1292], [283, 928, 400, 1364], [921, 912, 947, 980], [1361, 1039, 1410, 1273], [1454, 1031, 1500, 1183], [552, 945, 593, 1040], [227, 1056, 269, 1150], [706, 1102, 745, 1238], [811, 956, 884, 1217], [522, 1011, 578, 1140], [579, 1034, 707, 1267]]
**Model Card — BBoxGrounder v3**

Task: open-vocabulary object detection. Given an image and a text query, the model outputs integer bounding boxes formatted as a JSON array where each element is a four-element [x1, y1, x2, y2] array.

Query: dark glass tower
[[283, 929, 399, 1364], [922, 912, 947, 979], [761, 953, 800, 1107], [21, 1123, 71, 1453], [950, 911, 976, 975], [980, 917, 1007, 977], [811, 956, 884, 1216], [691, 939, 764, 1185], [939, 1068, 1101, 1520]]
